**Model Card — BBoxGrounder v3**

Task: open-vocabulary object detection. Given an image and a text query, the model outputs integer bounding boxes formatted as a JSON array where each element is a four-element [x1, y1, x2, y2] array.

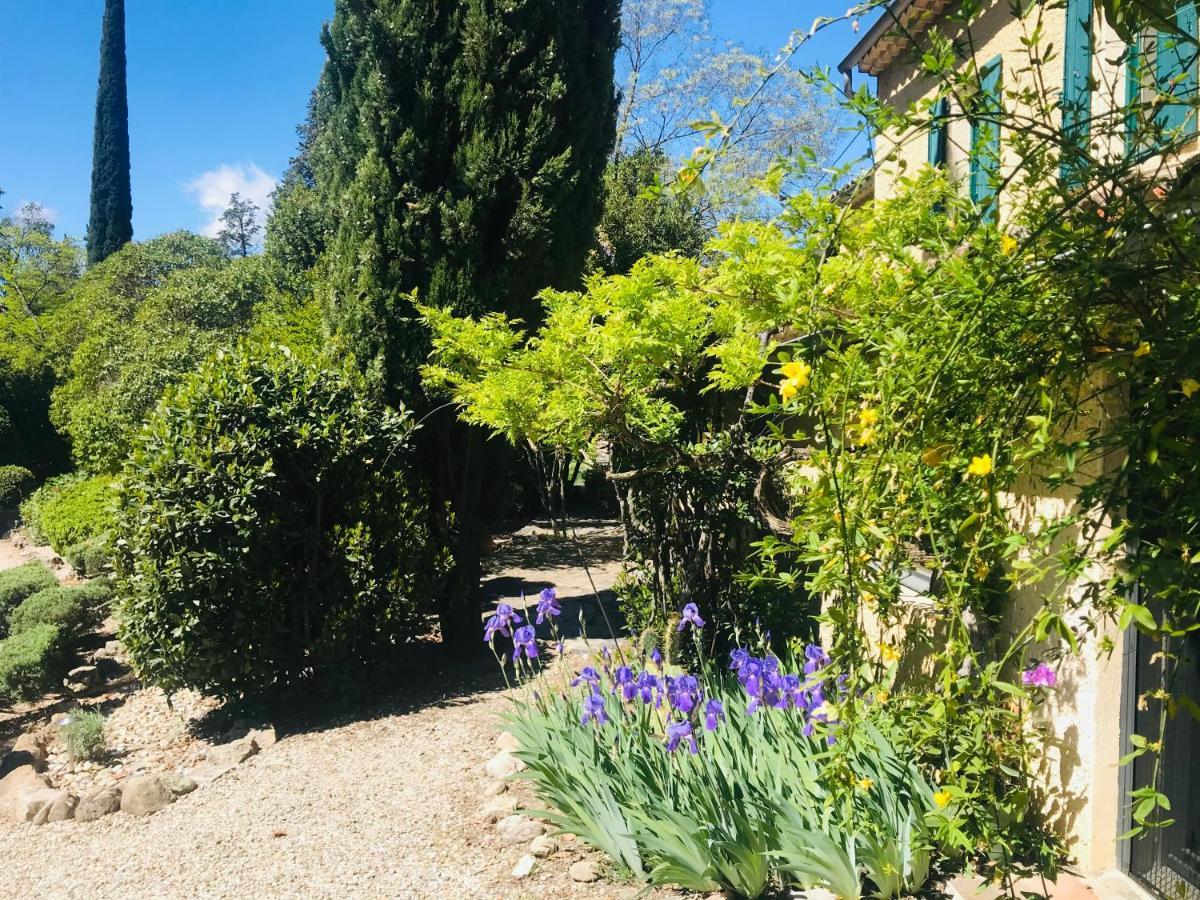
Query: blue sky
[[0, 1, 865, 241]]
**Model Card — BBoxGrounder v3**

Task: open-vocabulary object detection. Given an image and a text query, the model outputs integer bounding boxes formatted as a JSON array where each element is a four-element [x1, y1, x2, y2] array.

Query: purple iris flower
[[665, 719, 699, 754], [803, 644, 830, 676], [650, 648, 663, 670], [483, 602, 523, 642], [535, 587, 561, 624], [730, 648, 750, 672], [636, 671, 663, 707], [571, 666, 601, 689], [677, 603, 706, 631], [581, 691, 609, 726], [512, 625, 538, 661], [667, 675, 701, 715], [1022, 662, 1058, 688], [614, 666, 635, 700], [704, 699, 725, 732]]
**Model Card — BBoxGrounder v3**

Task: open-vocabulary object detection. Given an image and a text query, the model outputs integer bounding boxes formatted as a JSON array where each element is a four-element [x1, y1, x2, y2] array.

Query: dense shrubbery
[[7, 582, 111, 640], [0, 465, 34, 508], [20, 472, 115, 551], [62, 536, 111, 579], [0, 562, 57, 633], [114, 344, 443, 700], [0, 624, 64, 701]]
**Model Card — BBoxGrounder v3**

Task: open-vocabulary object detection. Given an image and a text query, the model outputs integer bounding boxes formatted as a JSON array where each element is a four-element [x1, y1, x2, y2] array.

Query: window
[[1062, 0, 1094, 181], [970, 57, 1002, 222], [1126, 1, 1199, 152], [928, 96, 950, 167]]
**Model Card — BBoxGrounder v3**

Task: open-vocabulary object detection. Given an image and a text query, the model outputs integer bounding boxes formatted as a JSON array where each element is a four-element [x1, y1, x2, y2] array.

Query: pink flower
[[1022, 662, 1057, 688]]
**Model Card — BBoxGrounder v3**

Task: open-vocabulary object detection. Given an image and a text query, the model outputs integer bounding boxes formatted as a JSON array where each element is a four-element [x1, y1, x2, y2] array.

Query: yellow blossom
[[858, 408, 880, 428], [876, 690, 890, 704], [856, 777, 874, 792], [857, 426, 878, 446], [780, 360, 812, 386], [933, 789, 953, 808], [1133, 341, 1151, 358], [966, 454, 993, 478], [1183, 378, 1200, 398], [1000, 234, 1018, 255], [779, 380, 799, 401], [879, 643, 901, 664]]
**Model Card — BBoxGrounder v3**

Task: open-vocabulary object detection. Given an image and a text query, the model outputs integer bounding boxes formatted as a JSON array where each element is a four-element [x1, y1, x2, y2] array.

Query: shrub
[[7, 583, 110, 640], [19, 473, 116, 551], [0, 465, 35, 508], [61, 707, 107, 762], [63, 536, 111, 579], [114, 344, 443, 700], [0, 624, 63, 701], [0, 562, 57, 636]]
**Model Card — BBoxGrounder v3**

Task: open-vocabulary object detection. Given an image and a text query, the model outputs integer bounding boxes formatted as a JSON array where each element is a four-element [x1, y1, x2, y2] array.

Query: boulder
[[205, 735, 259, 769], [484, 750, 524, 779], [0, 733, 47, 777], [120, 774, 176, 817], [247, 726, 276, 749], [511, 855, 536, 878], [479, 794, 519, 824], [482, 780, 508, 798], [0, 763, 52, 822], [529, 834, 558, 858], [31, 790, 75, 825], [569, 860, 599, 883], [161, 773, 198, 796], [496, 730, 520, 752], [92, 640, 125, 662], [495, 815, 545, 845], [75, 787, 121, 823]]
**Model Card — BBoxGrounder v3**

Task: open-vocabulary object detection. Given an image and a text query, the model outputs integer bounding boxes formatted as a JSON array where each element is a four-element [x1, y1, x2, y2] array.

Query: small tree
[[87, 0, 133, 265], [217, 193, 261, 258]]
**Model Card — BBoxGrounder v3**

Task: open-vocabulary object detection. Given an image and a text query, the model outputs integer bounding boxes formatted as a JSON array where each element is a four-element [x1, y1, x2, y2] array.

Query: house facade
[[839, 2, 1199, 896]]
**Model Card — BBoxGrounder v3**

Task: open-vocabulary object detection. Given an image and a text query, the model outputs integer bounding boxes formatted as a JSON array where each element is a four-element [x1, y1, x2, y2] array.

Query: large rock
[[495, 815, 545, 845], [484, 750, 524, 779], [205, 735, 259, 769], [496, 731, 521, 752], [479, 794, 519, 824], [0, 733, 47, 777], [529, 834, 558, 857], [120, 774, 176, 817], [162, 774, 198, 797], [31, 790, 76, 825], [569, 860, 600, 883], [92, 640, 125, 662], [75, 787, 121, 823], [0, 763, 52, 822], [64, 665, 101, 690]]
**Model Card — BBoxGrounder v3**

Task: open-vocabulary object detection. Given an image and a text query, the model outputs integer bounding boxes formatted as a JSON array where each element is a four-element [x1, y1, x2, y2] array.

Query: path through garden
[[0, 519, 674, 900]]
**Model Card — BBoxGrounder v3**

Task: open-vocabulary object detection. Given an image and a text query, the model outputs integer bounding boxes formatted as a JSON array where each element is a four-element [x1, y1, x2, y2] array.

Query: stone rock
[[0, 763, 52, 822], [511, 855, 536, 878], [66, 665, 100, 686], [120, 774, 176, 817], [569, 860, 599, 883], [46, 791, 78, 822], [75, 787, 121, 823], [479, 794, 519, 824], [529, 834, 558, 857], [1, 733, 47, 777], [92, 640, 125, 662], [161, 773, 198, 796], [205, 735, 259, 769], [496, 815, 545, 845], [482, 780, 508, 797], [247, 726, 276, 749], [496, 730, 520, 752], [484, 750, 524, 779]]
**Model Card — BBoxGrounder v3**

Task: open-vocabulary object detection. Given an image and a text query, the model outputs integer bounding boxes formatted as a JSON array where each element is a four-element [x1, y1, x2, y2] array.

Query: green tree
[[217, 193, 262, 258], [313, 0, 621, 648], [87, 0, 133, 266]]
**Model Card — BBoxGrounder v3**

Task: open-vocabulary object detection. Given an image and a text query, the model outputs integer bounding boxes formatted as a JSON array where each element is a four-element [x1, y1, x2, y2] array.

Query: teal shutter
[[1061, 0, 1094, 180], [1157, 1, 1198, 136], [1126, 37, 1143, 155], [928, 97, 950, 166], [970, 57, 1002, 222]]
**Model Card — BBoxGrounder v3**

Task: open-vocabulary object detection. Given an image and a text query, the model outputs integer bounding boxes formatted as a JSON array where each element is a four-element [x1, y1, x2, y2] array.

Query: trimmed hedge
[[0, 465, 35, 508], [63, 537, 111, 579], [0, 624, 63, 701], [7, 582, 111, 640], [19, 473, 116, 552], [0, 563, 58, 636]]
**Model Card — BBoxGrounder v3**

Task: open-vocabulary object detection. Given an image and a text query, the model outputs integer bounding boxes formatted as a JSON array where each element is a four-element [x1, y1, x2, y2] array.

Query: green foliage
[[0, 563, 58, 636], [63, 536, 112, 579], [87, 0, 132, 265], [61, 707, 107, 762], [0, 623, 63, 701], [591, 149, 708, 276], [20, 473, 116, 552], [114, 343, 443, 700], [7, 583, 110, 642], [0, 465, 34, 508]]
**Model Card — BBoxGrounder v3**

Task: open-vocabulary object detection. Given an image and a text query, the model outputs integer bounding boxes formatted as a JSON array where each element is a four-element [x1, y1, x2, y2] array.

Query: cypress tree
[[313, 0, 620, 649], [87, 0, 133, 266]]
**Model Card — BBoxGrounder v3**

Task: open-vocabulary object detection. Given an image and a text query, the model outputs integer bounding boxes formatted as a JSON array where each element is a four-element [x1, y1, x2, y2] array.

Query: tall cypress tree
[[87, 0, 133, 266], [313, 0, 620, 649]]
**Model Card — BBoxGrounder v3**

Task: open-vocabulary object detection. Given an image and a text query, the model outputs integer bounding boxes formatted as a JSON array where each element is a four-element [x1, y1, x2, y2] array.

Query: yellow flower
[[1182, 378, 1200, 398], [933, 789, 953, 808], [1000, 234, 1018, 255], [879, 643, 901, 664], [779, 379, 799, 401], [1133, 341, 1151, 358], [780, 360, 812, 386], [858, 408, 880, 428], [876, 689, 890, 704], [857, 426, 878, 446], [856, 777, 874, 792], [966, 454, 993, 478]]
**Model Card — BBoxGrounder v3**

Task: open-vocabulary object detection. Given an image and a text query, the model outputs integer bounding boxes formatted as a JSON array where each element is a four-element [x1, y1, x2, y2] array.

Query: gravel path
[[0, 520, 675, 900]]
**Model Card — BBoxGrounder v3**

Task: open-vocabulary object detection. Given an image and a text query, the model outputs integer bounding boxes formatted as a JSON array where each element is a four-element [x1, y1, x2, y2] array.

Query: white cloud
[[185, 163, 276, 239]]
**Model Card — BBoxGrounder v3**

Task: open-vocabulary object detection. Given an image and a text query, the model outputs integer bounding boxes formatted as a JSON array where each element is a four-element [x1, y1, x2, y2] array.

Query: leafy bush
[[7, 583, 110, 640], [0, 623, 63, 701], [0, 562, 57, 636], [114, 344, 443, 700], [61, 707, 107, 762], [0, 465, 34, 508], [19, 473, 116, 551], [63, 537, 111, 579]]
